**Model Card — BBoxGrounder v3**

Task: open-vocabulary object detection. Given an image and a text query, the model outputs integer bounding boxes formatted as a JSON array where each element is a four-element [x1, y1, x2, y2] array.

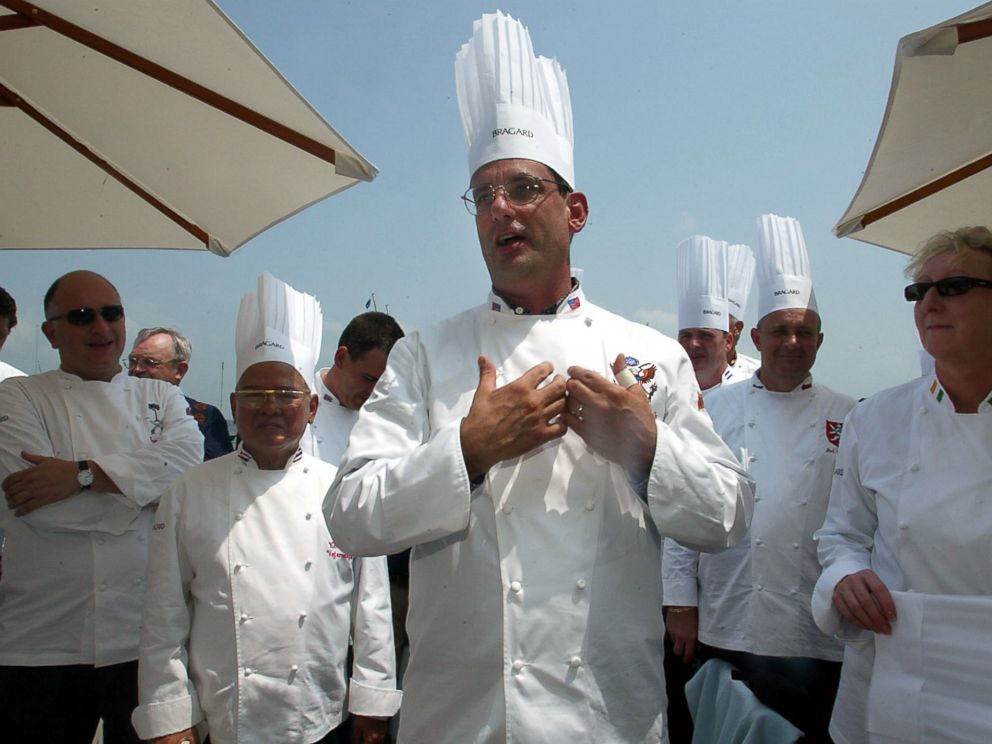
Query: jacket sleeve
[[812, 410, 874, 638], [645, 353, 753, 551], [662, 538, 701, 607], [326, 337, 474, 556], [94, 383, 204, 509], [131, 480, 205, 739], [347, 555, 402, 717]]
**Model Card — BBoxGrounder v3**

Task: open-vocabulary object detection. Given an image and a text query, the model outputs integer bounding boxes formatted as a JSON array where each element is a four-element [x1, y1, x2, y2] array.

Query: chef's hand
[[460, 356, 568, 479], [2, 452, 79, 516], [564, 354, 657, 482], [833, 569, 896, 634], [351, 715, 389, 744], [665, 606, 699, 665], [149, 728, 200, 744]]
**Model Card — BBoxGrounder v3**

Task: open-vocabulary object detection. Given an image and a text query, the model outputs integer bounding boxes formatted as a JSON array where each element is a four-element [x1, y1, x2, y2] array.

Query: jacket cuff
[[131, 693, 203, 739], [347, 679, 403, 717]]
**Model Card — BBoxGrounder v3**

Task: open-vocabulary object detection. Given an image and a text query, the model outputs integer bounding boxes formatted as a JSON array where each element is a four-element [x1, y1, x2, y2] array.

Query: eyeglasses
[[233, 389, 311, 409], [461, 175, 561, 216], [46, 305, 125, 326], [126, 355, 179, 370], [903, 276, 992, 302]]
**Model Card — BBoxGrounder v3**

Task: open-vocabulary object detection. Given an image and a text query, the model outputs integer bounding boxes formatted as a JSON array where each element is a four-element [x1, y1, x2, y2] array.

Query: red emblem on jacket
[[825, 420, 843, 447]]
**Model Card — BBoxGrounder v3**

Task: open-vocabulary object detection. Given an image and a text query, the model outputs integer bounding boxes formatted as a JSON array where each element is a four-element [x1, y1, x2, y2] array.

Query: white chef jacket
[[0, 368, 203, 666], [133, 446, 401, 744], [723, 354, 759, 386], [812, 375, 992, 744], [0, 360, 25, 383], [664, 374, 853, 660], [300, 369, 358, 468], [327, 286, 752, 744]]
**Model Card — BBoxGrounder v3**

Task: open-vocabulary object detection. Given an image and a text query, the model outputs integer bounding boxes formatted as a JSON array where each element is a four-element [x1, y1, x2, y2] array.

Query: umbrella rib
[[0, 0, 339, 166], [861, 152, 992, 229], [0, 12, 37, 31], [0, 80, 211, 247], [957, 17, 992, 45]]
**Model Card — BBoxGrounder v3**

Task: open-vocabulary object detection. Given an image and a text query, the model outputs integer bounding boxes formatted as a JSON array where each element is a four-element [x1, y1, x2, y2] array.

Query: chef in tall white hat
[[134, 273, 399, 744], [724, 242, 760, 381], [676, 235, 736, 396], [327, 10, 751, 744], [665, 213, 854, 741]]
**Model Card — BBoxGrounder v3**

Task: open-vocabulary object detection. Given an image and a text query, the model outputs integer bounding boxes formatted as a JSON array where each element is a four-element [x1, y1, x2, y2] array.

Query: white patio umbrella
[[834, 2, 992, 255], [0, 0, 376, 256]]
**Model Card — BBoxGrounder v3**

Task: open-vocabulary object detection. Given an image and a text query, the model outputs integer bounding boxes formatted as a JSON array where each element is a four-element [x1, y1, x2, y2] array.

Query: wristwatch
[[77, 460, 94, 490]]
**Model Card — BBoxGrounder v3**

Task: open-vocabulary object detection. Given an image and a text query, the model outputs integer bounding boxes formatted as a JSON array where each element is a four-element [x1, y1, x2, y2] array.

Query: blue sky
[[2, 1, 977, 409]]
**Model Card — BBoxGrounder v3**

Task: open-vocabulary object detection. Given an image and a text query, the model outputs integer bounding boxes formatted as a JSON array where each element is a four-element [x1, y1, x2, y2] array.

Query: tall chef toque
[[455, 10, 574, 188], [755, 213, 818, 321], [235, 272, 322, 390], [677, 235, 729, 332], [726, 243, 755, 321]]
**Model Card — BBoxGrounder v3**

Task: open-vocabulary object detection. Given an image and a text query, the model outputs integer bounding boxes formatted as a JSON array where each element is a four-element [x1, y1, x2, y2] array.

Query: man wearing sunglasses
[[327, 13, 751, 743], [128, 327, 233, 461], [0, 270, 203, 743]]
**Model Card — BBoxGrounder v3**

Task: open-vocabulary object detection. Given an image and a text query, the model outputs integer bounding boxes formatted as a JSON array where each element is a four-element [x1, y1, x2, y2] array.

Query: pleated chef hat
[[755, 214, 818, 321], [677, 235, 729, 332], [726, 243, 755, 320], [235, 272, 322, 390], [455, 11, 574, 188]]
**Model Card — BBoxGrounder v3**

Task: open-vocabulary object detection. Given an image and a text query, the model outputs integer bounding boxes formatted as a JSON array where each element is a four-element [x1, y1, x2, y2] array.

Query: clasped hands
[[459, 353, 657, 483]]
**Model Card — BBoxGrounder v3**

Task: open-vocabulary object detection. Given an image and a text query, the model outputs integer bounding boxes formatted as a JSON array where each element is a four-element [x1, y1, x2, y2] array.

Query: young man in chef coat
[[663, 215, 854, 741], [326, 12, 752, 743], [133, 274, 399, 744], [0, 270, 203, 743]]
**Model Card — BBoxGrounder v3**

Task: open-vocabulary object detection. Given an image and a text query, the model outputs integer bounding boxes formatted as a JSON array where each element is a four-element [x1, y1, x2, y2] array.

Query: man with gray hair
[[128, 327, 232, 460]]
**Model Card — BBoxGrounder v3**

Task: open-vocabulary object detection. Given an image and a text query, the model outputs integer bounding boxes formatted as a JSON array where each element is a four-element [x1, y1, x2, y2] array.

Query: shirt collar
[[236, 443, 304, 470], [927, 374, 992, 414], [752, 372, 814, 394], [489, 278, 584, 317]]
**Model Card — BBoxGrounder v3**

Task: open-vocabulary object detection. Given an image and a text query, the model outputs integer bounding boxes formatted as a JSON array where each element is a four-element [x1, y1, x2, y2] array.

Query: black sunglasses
[[904, 276, 992, 302], [46, 305, 125, 326]]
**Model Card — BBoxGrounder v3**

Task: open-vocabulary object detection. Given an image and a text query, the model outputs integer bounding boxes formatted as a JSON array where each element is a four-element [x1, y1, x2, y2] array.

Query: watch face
[[77, 467, 94, 488]]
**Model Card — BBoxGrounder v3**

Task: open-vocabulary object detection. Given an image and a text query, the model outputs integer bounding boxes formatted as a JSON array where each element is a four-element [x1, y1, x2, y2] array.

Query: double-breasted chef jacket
[[664, 373, 853, 660], [0, 369, 203, 667], [812, 375, 992, 744], [327, 285, 753, 744], [133, 446, 400, 744]]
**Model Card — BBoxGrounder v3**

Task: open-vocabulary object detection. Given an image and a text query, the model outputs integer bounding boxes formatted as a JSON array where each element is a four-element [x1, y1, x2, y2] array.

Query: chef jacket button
[[303, 467, 309, 474], [235, 512, 244, 521], [305, 512, 313, 520], [96, 537, 105, 545], [133, 578, 142, 587], [137, 534, 146, 543], [502, 502, 513, 515], [290, 664, 299, 672], [804, 459, 814, 467], [299, 612, 307, 621], [510, 580, 522, 594], [64, 382, 72, 390], [899, 523, 908, 530], [512, 660, 524, 673], [240, 613, 249, 623], [754, 495, 760, 502], [755, 584, 763, 591], [792, 542, 800, 549], [790, 589, 798, 596], [575, 579, 587, 590], [99, 582, 107, 592], [234, 468, 243, 475], [305, 560, 313, 570], [909, 463, 920, 472], [585, 318, 592, 327], [514, 306, 524, 315], [584, 500, 595, 511], [754, 539, 763, 546], [748, 421, 756, 428], [244, 667, 253, 677], [800, 499, 808, 506], [569, 656, 582, 669]]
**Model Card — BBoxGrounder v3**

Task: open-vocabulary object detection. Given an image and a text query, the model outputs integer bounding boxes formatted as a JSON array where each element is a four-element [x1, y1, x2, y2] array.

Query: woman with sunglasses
[[811, 226, 992, 744]]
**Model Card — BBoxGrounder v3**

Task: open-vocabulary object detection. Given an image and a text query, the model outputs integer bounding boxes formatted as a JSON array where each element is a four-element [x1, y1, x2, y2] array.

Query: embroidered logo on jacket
[[147, 402, 164, 442], [624, 356, 658, 401], [825, 420, 844, 448], [326, 541, 353, 560]]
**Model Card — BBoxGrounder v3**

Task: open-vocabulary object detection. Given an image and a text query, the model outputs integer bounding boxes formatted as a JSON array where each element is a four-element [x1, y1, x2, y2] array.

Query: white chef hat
[[677, 235, 729, 332], [455, 11, 574, 188], [726, 243, 755, 320], [755, 213, 818, 321], [235, 272, 322, 390]]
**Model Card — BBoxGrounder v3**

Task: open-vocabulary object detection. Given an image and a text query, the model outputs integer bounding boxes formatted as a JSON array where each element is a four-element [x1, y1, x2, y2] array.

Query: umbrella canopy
[[834, 2, 992, 255], [0, 0, 376, 256]]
